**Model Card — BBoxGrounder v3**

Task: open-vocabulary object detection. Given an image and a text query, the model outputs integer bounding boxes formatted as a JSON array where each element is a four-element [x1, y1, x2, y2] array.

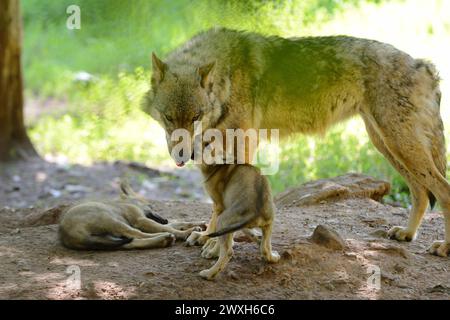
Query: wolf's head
[[142, 53, 230, 167], [119, 181, 168, 224]]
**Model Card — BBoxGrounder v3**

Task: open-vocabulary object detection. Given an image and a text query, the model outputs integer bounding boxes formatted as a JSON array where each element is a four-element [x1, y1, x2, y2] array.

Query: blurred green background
[[22, 0, 450, 206]]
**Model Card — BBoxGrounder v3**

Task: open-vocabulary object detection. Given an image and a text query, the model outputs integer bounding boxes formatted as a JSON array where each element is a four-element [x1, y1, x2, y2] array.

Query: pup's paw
[[387, 226, 415, 242], [429, 241, 450, 257], [178, 226, 203, 241], [201, 238, 220, 259], [172, 221, 208, 231], [160, 233, 176, 247], [185, 231, 209, 246], [199, 269, 216, 281], [264, 251, 281, 263]]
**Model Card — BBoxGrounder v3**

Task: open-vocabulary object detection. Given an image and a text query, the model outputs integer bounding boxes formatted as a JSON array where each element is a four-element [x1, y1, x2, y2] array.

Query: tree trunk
[[0, 0, 38, 161]]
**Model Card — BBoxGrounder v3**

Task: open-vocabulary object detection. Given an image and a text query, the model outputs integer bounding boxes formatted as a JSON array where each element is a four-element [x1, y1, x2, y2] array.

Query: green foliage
[[22, 0, 450, 207]]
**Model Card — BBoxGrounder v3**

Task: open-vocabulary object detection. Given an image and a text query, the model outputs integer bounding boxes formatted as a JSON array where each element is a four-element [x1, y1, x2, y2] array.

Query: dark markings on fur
[[428, 191, 437, 210], [83, 234, 133, 250], [59, 226, 133, 250], [144, 209, 168, 225]]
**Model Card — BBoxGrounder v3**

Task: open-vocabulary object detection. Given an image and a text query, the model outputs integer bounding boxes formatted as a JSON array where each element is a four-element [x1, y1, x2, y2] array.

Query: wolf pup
[[59, 182, 205, 250], [144, 27, 449, 257], [186, 163, 279, 280]]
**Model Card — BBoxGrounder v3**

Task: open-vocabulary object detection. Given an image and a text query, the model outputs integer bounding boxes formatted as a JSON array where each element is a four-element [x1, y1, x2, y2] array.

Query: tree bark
[[0, 0, 38, 161]]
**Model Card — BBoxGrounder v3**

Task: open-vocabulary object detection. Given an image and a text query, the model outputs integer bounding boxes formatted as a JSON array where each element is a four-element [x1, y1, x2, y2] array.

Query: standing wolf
[[143, 27, 449, 257]]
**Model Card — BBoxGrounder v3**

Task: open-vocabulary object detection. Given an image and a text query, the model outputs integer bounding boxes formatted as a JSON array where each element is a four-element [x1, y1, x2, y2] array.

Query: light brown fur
[[59, 182, 205, 250], [185, 163, 279, 280], [144, 27, 449, 257]]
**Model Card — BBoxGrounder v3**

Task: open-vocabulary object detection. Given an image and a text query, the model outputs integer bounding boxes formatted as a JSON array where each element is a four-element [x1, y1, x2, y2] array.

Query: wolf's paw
[[429, 241, 450, 257], [185, 231, 209, 246], [264, 251, 281, 263], [177, 227, 202, 240], [201, 238, 220, 259], [387, 226, 415, 242], [199, 268, 217, 281], [159, 233, 176, 247]]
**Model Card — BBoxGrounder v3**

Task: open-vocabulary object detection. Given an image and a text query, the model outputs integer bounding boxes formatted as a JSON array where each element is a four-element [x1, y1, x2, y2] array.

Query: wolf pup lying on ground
[[144, 27, 449, 257], [59, 182, 205, 250], [186, 163, 279, 280]]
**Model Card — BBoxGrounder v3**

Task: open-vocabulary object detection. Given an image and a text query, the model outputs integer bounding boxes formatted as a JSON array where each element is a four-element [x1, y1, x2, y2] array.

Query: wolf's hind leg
[[365, 110, 450, 256], [260, 223, 280, 263], [168, 221, 207, 231], [199, 233, 234, 280], [122, 233, 175, 249], [363, 117, 429, 242], [242, 228, 262, 244], [429, 202, 450, 257], [113, 222, 163, 239], [134, 218, 202, 240]]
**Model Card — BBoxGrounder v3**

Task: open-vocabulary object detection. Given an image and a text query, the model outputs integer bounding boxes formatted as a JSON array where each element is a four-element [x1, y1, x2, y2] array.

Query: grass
[[23, 0, 450, 205]]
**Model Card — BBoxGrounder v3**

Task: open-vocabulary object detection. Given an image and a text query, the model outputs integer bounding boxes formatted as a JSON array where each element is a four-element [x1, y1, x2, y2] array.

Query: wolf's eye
[[192, 114, 201, 122], [164, 114, 173, 122]]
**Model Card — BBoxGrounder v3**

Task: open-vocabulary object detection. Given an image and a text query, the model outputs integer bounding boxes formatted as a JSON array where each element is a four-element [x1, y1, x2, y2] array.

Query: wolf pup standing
[[187, 163, 279, 280], [143, 27, 449, 257], [59, 182, 205, 250]]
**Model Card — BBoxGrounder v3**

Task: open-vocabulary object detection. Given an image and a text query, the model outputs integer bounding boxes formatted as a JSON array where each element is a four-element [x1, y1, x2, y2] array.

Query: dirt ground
[[0, 160, 449, 300]]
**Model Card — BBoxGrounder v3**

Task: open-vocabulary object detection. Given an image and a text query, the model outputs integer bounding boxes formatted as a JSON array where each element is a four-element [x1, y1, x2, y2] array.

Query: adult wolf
[[143, 27, 449, 257]]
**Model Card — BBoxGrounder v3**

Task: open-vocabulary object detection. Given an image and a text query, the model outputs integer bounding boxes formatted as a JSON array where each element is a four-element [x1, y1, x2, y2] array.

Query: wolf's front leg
[[168, 221, 207, 231], [185, 209, 218, 246], [201, 237, 235, 259], [199, 233, 234, 280]]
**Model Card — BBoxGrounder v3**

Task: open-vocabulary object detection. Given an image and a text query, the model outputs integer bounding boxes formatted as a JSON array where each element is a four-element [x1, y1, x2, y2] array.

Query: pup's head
[[119, 181, 168, 224], [142, 53, 230, 167]]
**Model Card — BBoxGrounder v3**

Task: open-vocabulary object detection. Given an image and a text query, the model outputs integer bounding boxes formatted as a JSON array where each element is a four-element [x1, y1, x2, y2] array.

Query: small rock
[[227, 271, 239, 280], [311, 225, 346, 250]]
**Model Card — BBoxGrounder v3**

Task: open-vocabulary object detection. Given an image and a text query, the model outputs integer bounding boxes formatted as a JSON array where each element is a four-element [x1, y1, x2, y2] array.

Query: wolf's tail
[[82, 234, 133, 250], [208, 214, 256, 238]]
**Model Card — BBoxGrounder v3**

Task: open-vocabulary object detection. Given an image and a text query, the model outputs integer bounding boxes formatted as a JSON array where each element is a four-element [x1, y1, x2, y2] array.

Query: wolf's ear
[[120, 181, 136, 198], [151, 52, 167, 86], [197, 61, 216, 89]]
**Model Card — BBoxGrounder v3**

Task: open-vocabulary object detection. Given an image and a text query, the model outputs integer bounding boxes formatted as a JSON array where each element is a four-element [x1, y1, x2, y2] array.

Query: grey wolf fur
[[59, 182, 205, 250], [143, 27, 449, 257]]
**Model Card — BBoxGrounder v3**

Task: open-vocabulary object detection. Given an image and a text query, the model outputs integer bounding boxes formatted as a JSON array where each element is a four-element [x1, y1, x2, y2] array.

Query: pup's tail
[[82, 234, 133, 250], [208, 215, 255, 238]]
